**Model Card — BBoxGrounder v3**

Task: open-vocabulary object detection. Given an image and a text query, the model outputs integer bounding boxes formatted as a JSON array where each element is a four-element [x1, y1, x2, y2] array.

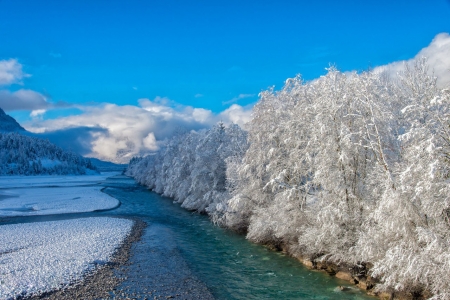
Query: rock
[[335, 271, 354, 282], [300, 258, 314, 268], [338, 285, 350, 291], [357, 281, 368, 290], [377, 292, 393, 300], [325, 266, 337, 276], [316, 261, 326, 270]]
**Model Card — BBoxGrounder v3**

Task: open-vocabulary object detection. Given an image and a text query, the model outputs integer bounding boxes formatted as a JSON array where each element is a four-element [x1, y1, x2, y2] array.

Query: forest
[[0, 132, 98, 175], [126, 58, 450, 299]]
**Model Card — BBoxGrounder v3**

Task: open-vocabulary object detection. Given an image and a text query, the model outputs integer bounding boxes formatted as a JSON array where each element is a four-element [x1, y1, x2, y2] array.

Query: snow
[[0, 217, 133, 299], [0, 186, 119, 217], [37, 158, 62, 168], [125, 62, 450, 297], [0, 173, 121, 217], [0, 172, 118, 189]]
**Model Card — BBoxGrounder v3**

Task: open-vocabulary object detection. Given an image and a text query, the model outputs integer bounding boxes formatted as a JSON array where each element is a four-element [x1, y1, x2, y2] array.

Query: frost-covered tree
[[298, 68, 403, 262], [126, 123, 248, 214], [355, 59, 450, 298], [0, 132, 98, 175], [128, 57, 450, 298], [222, 59, 449, 297]]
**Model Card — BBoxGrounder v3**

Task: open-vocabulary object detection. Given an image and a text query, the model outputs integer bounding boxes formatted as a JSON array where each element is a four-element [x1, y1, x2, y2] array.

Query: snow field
[[0, 217, 133, 299], [0, 185, 119, 217], [0, 172, 119, 189]]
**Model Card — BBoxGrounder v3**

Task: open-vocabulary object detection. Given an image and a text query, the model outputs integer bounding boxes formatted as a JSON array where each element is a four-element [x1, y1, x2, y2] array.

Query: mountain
[[0, 132, 98, 175], [0, 108, 98, 175], [88, 157, 127, 172], [0, 108, 25, 132]]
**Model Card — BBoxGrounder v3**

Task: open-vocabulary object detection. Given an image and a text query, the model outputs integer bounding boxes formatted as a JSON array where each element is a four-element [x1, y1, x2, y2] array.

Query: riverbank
[[32, 216, 215, 300], [0, 173, 121, 217], [98, 174, 375, 299], [27, 218, 146, 300], [125, 173, 427, 300], [1, 174, 217, 300], [0, 217, 134, 299], [261, 242, 432, 300]]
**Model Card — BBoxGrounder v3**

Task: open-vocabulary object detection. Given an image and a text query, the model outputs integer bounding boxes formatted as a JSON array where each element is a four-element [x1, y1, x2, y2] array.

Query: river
[[2, 175, 375, 299]]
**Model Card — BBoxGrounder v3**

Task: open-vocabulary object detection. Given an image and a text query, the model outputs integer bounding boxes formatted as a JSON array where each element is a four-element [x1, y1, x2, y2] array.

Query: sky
[[0, 0, 450, 162]]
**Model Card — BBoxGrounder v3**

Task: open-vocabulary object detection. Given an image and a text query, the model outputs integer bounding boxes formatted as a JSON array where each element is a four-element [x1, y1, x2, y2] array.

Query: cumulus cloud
[[0, 89, 72, 112], [219, 104, 253, 127], [24, 98, 253, 163], [0, 59, 30, 86], [143, 132, 158, 151], [0, 89, 48, 111], [26, 126, 107, 156], [375, 32, 450, 88], [30, 109, 46, 119]]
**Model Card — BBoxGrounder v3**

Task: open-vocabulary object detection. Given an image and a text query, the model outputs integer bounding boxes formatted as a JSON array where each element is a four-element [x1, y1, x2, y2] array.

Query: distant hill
[[88, 157, 127, 172], [0, 108, 25, 132], [0, 132, 98, 175], [0, 108, 98, 175]]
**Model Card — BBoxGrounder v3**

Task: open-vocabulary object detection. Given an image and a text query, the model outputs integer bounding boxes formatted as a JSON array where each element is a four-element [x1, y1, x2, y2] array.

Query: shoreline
[[28, 218, 147, 300], [129, 180, 425, 300], [263, 242, 431, 300]]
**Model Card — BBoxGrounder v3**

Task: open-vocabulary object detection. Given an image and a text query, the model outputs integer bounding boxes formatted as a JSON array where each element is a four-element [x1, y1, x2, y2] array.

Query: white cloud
[[143, 132, 158, 151], [0, 89, 48, 111], [219, 104, 253, 128], [26, 103, 163, 163], [222, 93, 256, 105], [195, 93, 204, 98], [192, 108, 213, 123], [374, 32, 450, 88], [30, 109, 46, 118], [23, 98, 253, 163], [0, 59, 30, 86]]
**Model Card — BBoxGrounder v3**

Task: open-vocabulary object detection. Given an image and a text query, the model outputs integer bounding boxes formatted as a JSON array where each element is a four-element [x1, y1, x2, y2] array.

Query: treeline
[[0, 132, 98, 175], [127, 58, 450, 299], [127, 123, 248, 212]]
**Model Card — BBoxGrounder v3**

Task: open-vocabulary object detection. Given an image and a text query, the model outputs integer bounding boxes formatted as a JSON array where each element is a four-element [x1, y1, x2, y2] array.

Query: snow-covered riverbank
[[0, 173, 120, 217], [0, 217, 133, 299], [0, 172, 117, 189], [0, 173, 136, 299]]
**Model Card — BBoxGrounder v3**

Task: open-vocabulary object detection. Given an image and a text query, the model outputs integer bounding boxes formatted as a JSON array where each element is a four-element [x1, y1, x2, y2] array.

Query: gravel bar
[[26, 218, 215, 300]]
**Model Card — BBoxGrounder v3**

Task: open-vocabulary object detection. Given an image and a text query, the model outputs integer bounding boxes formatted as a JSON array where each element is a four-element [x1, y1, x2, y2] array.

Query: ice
[[0, 172, 119, 189], [0, 186, 119, 217], [0, 217, 133, 299], [0, 173, 121, 217]]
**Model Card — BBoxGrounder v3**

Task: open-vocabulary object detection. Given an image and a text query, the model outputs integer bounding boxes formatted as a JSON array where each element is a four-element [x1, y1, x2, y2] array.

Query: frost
[[0, 132, 98, 175], [127, 58, 450, 298], [0, 217, 132, 299]]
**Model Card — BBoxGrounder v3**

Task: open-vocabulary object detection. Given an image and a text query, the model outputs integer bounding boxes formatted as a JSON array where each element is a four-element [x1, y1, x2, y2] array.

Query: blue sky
[[1, 0, 450, 161]]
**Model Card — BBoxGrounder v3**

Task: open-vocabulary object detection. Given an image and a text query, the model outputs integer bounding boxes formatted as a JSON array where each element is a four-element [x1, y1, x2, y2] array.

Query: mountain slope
[[0, 108, 98, 175], [88, 157, 127, 172], [0, 108, 25, 132], [0, 132, 98, 175]]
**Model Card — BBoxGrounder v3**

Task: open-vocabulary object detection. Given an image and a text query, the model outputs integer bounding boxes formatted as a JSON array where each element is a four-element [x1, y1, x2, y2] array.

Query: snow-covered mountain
[[0, 108, 98, 175], [0, 108, 25, 132], [0, 132, 98, 175]]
